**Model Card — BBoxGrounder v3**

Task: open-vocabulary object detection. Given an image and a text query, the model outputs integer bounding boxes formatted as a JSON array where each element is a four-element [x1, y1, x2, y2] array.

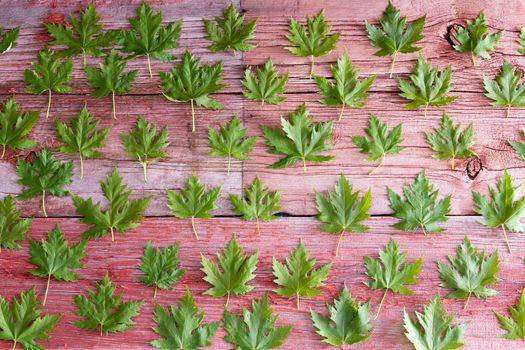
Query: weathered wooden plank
[[0, 216, 521, 349]]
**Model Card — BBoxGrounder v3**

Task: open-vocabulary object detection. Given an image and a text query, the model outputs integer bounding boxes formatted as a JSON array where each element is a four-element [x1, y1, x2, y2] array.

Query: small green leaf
[[203, 3, 257, 53], [387, 170, 451, 234], [207, 115, 256, 175], [23, 48, 74, 120], [223, 295, 293, 350], [16, 147, 74, 218], [452, 11, 503, 65], [166, 175, 221, 240], [365, 2, 426, 77], [72, 168, 152, 242], [73, 273, 143, 336], [55, 105, 111, 180], [315, 174, 371, 257], [403, 295, 468, 350], [438, 236, 500, 309], [272, 240, 331, 309], [0, 97, 39, 159], [229, 176, 282, 236], [483, 60, 525, 118], [0, 26, 19, 55], [509, 129, 525, 161], [286, 10, 341, 79], [261, 104, 334, 172], [201, 234, 258, 307], [518, 28, 525, 55], [472, 170, 525, 253], [314, 51, 376, 121], [0, 195, 32, 252], [151, 290, 219, 349], [311, 285, 372, 347], [398, 56, 457, 116], [242, 58, 288, 105], [120, 117, 169, 182], [138, 241, 184, 300], [425, 113, 475, 169], [364, 239, 423, 319], [160, 50, 225, 132], [85, 49, 138, 120], [495, 288, 525, 340], [352, 114, 403, 174], [28, 225, 86, 306]]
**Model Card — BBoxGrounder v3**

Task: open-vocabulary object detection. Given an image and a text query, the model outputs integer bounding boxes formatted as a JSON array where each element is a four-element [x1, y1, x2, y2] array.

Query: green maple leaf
[[45, 4, 117, 65], [201, 234, 258, 307], [73, 273, 143, 336], [495, 288, 525, 340], [160, 50, 225, 132], [472, 169, 525, 254], [16, 147, 74, 218], [425, 113, 475, 170], [138, 241, 185, 300], [365, 2, 426, 78], [229, 176, 282, 236], [438, 236, 500, 310], [120, 117, 169, 182], [364, 239, 423, 319], [261, 104, 334, 172], [203, 3, 256, 53], [55, 105, 110, 180], [72, 168, 152, 242], [352, 114, 403, 175], [310, 285, 372, 348], [404, 296, 468, 350], [398, 56, 458, 117], [0, 97, 39, 159], [0, 195, 32, 253], [223, 295, 293, 350], [452, 11, 503, 65], [387, 170, 451, 234], [315, 174, 371, 258], [0, 26, 19, 55], [85, 49, 138, 120], [286, 10, 341, 79], [518, 28, 525, 55], [151, 290, 219, 350], [509, 129, 525, 161], [483, 60, 525, 118], [272, 240, 332, 309], [166, 175, 221, 240], [0, 288, 61, 350], [119, 1, 182, 78], [28, 225, 86, 306], [23, 47, 74, 120], [242, 58, 288, 105], [314, 51, 376, 121], [207, 115, 256, 175]]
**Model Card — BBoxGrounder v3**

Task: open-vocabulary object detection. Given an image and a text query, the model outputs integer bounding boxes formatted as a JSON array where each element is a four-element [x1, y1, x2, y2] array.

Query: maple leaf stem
[[225, 291, 230, 308], [471, 52, 476, 66], [296, 292, 300, 309], [112, 91, 116, 120], [335, 231, 344, 257], [420, 224, 427, 236], [110, 226, 115, 242], [153, 285, 158, 301], [501, 224, 512, 254], [190, 99, 196, 132], [12, 341, 16, 350], [79, 154, 84, 180], [256, 217, 261, 236], [368, 156, 384, 175], [389, 52, 397, 78], [43, 273, 51, 306], [463, 291, 472, 309], [227, 155, 231, 176], [100, 323, 103, 336], [45, 89, 52, 121], [146, 53, 153, 79], [338, 103, 345, 122], [42, 190, 48, 218], [141, 162, 148, 182], [302, 157, 307, 173], [506, 105, 511, 118], [82, 49, 86, 66], [374, 289, 388, 320], [191, 216, 200, 240], [309, 55, 315, 79], [1, 144, 5, 159], [424, 103, 429, 118], [451, 156, 455, 171], [341, 343, 345, 350]]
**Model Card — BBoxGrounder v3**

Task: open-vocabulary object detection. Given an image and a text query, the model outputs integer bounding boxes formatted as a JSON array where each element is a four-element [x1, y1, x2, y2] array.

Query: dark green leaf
[[0, 195, 32, 252], [0, 26, 19, 55], [242, 58, 288, 105], [509, 129, 525, 161], [483, 60, 525, 118], [495, 288, 525, 340], [0, 97, 38, 159]]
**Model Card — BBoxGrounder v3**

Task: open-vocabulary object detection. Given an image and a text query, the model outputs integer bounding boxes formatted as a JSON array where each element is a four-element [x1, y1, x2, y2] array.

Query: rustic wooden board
[[0, 0, 524, 349]]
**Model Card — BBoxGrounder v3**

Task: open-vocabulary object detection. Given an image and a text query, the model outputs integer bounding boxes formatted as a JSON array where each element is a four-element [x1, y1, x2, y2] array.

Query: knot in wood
[[466, 156, 483, 180], [444, 23, 464, 49]]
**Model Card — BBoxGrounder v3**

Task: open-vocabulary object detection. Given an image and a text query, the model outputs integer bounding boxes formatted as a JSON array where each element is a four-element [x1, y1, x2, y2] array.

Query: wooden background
[[1, 0, 525, 349]]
